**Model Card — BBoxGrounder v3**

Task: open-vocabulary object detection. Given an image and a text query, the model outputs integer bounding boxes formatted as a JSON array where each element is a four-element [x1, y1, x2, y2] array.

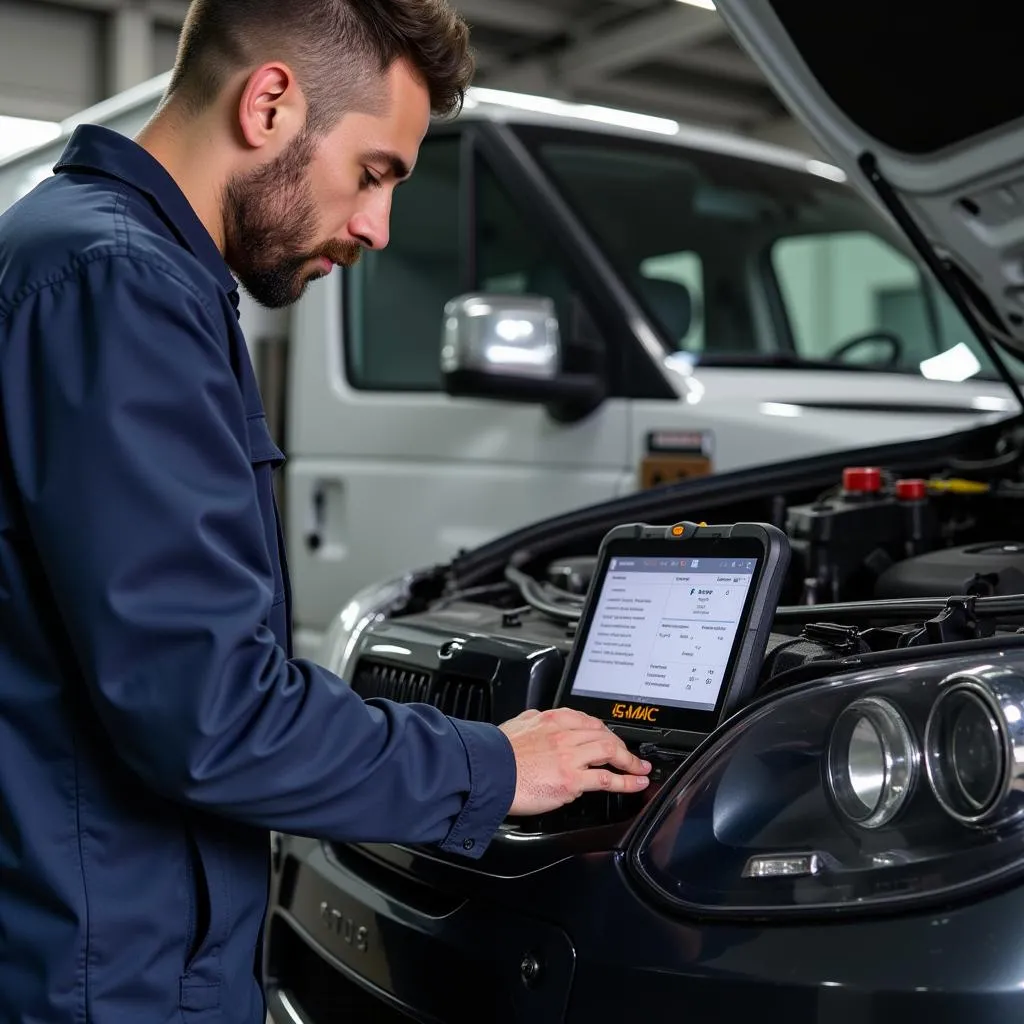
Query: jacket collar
[[54, 124, 238, 299]]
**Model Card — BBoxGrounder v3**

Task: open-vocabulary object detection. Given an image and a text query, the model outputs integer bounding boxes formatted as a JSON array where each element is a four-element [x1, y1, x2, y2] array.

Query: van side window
[[475, 159, 608, 379], [345, 136, 461, 391], [476, 157, 573, 314], [531, 139, 722, 357]]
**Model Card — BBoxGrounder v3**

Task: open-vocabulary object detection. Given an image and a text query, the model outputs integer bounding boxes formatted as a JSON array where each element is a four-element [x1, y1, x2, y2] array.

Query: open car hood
[[713, 1, 1024, 404]]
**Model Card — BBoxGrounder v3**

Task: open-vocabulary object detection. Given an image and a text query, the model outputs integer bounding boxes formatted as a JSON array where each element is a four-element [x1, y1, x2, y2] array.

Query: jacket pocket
[[183, 827, 212, 974], [180, 820, 230, 1012]]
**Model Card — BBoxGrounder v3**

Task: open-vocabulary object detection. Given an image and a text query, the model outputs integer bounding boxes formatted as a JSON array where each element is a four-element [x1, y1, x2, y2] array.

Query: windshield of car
[[515, 125, 1024, 387]]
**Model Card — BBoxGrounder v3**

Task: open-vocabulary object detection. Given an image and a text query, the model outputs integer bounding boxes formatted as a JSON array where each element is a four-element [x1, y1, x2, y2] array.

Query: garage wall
[[153, 21, 182, 80], [0, 0, 105, 119], [0, 0, 182, 123]]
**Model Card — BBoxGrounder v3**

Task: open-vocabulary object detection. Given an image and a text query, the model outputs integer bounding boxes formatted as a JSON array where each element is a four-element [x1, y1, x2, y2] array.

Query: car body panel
[[712, 0, 1024, 365], [266, 832, 1024, 1024], [282, 412, 1024, 1019]]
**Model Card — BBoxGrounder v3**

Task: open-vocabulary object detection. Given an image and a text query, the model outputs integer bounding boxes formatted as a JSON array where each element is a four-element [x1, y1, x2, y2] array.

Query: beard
[[222, 129, 362, 309]]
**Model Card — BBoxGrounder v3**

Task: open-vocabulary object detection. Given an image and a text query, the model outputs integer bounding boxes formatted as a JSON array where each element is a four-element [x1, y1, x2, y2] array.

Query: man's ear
[[236, 62, 305, 151]]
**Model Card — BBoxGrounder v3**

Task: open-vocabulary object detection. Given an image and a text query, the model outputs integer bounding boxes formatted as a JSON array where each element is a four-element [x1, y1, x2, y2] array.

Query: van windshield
[[515, 125, 1024, 387]]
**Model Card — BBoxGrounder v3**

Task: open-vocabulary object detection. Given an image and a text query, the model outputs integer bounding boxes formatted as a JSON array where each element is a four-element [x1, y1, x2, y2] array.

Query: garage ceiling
[[1, 0, 815, 153], [460, 0, 810, 149]]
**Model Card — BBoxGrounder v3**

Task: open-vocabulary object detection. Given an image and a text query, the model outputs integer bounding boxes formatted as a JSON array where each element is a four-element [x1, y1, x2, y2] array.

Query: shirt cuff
[[437, 719, 516, 860]]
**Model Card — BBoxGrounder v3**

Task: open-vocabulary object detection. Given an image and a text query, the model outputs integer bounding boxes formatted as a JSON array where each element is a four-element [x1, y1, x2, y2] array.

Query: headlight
[[317, 574, 415, 679], [628, 655, 1024, 919]]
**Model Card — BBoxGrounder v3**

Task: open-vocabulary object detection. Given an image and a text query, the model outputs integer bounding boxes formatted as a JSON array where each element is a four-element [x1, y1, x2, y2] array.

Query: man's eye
[[361, 169, 382, 189]]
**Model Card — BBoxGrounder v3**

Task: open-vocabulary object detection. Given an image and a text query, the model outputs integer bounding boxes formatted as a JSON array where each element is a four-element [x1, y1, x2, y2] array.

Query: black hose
[[432, 581, 515, 611], [947, 448, 1021, 475], [775, 592, 1024, 625], [538, 580, 585, 605], [505, 565, 581, 624]]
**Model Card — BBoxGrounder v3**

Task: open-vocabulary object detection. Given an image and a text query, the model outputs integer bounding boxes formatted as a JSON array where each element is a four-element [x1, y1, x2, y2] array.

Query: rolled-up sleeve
[[0, 252, 516, 858]]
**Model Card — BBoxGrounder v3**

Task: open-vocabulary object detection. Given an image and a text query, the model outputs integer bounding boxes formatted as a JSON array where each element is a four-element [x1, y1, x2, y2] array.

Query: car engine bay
[[326, 423, 1024, 843], [351, 431, 1023, 682]]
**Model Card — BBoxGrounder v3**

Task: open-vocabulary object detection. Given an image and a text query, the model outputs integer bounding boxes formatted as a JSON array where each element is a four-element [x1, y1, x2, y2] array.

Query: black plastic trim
[[473, 121, 677, 402]]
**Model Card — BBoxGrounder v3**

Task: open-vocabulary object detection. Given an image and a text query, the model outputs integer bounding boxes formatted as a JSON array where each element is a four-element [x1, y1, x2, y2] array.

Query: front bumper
[[265, 834, 1024, 1024], [264, 837, 577, 1023]]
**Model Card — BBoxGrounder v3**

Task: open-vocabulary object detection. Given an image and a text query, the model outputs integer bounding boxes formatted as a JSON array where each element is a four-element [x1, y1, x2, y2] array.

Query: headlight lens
[[629, 655, 1024, 919], [926, 677, 1011, 824], [826, 697, 916, 829]]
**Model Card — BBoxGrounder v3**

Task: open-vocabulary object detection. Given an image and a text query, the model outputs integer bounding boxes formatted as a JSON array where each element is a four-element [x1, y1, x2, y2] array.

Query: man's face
[[223, 60, 430, 309]]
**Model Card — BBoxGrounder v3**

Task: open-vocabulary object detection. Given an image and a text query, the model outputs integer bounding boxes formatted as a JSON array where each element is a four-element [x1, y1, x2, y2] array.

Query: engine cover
[[874, 541, 1024, 599], [344, 601, 571, 725]]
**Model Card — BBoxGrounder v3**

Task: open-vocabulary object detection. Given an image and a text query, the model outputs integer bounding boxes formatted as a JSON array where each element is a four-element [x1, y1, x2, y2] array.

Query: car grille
[[350, 659, 493, 722], [351, 661, 434, 704]]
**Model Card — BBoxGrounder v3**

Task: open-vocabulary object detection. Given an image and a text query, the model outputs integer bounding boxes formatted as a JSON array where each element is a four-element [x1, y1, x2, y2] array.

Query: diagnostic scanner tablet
[[555, 520, 790, 752]]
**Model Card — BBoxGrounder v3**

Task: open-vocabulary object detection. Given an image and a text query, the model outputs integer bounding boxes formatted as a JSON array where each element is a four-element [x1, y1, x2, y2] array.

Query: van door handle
[[305, 485, 325, 552]]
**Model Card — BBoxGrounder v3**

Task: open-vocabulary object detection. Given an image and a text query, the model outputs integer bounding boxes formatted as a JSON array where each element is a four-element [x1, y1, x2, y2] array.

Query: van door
[[285, 128, 633, 659]]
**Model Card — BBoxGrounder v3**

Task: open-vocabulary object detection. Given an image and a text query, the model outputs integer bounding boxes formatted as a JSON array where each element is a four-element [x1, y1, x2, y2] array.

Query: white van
[[1, 74, 1018, 659]]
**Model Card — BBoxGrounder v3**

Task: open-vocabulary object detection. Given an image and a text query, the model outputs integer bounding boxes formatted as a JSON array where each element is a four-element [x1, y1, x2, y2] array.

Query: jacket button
[[462, 838, 474, 851], [520, 952, 542, 987]]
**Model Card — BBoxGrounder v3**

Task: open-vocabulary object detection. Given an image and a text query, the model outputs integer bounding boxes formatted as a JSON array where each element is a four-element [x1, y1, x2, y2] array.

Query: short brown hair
[[167, 0, 474, 131]]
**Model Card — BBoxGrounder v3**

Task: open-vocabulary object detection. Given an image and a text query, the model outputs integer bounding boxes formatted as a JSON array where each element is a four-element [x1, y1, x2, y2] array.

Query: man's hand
[[498, 708, 652, 816]]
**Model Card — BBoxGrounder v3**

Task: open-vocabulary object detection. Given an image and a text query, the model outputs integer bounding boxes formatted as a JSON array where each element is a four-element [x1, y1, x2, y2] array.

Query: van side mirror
[[440, 293, 604, 417]]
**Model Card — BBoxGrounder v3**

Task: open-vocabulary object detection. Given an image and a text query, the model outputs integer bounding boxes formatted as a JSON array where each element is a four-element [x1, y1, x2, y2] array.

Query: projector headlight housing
[[628, 656, 1024, 921]]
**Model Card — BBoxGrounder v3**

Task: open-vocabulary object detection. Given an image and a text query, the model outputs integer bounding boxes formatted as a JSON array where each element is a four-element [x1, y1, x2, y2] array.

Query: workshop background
[[10, 4, 1024, 1022], [0, 0, 819, 160]]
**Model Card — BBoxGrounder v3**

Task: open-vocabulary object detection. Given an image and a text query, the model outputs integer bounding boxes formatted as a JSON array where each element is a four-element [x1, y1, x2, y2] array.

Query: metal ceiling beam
[[560, 5, 726, 82], [666, 46, 768, 85], [29, 0, 558, 35], [585, 76, 774, 128], [491, 4, 727, 93], [454, 0, 564, 36], [748, 114, 820, 155]]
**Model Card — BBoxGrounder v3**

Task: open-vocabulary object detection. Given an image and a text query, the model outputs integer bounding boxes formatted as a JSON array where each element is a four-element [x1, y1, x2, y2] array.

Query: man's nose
[[348, 203, 390, 251]]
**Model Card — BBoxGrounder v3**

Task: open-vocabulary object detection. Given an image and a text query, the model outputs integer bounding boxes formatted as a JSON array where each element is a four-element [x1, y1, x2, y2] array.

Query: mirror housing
[[440, 293, 604, 417]]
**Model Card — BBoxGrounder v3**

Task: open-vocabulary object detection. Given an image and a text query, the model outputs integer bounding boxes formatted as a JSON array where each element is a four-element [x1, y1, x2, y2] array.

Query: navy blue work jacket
[[0, 125, 516, 1024]]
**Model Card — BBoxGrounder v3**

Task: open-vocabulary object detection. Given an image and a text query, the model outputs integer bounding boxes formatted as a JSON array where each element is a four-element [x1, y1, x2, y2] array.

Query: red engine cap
[[896, 478, 928, 501], [842, 466, 883, 493]]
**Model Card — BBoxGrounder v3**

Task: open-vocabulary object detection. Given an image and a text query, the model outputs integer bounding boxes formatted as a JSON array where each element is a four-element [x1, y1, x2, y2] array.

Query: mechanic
[[0, 2, 651, 1021]]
